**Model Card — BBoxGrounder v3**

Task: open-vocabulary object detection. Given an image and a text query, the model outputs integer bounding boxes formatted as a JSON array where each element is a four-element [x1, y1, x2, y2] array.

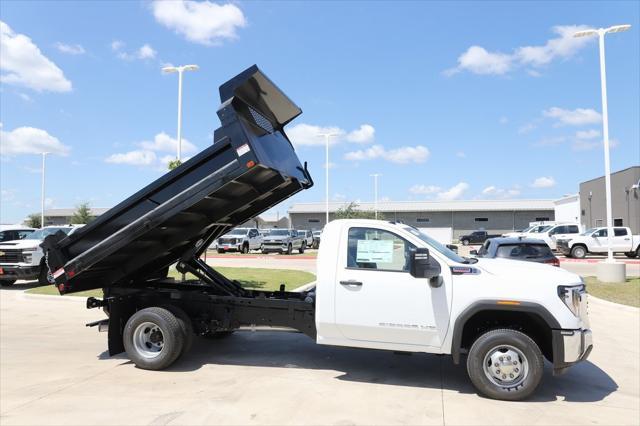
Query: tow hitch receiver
[[86, 297, 106, 309]]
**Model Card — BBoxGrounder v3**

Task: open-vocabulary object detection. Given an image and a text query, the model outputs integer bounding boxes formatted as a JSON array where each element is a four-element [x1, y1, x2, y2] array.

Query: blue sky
[[1, 1, 639, 223]]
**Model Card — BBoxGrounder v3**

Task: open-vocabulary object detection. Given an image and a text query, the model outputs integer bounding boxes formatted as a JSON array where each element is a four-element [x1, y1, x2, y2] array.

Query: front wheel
[[241, 243, 249, 254], [467, 329, 543, 401], [570, 245, 587, 259], [461, 239, 469, 246], [286, 244, 293, 255], [299, 242, 306, 254], [38, 265, 53, 286]]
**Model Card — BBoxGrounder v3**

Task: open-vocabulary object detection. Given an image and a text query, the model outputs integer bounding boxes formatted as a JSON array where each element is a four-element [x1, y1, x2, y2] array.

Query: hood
[[265, 235, 288, 241], [474, 257, 579, 283], [0, 239, 42, 249]]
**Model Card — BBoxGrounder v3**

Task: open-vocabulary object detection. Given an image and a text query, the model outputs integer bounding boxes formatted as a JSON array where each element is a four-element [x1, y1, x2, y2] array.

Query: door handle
[[340, 280, 363, 287]]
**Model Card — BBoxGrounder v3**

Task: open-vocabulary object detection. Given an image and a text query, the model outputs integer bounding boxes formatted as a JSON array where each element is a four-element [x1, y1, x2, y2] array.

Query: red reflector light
[[67, 270, 76, 278], [545, 258, 560, 267], [246, 160, 256, 168]]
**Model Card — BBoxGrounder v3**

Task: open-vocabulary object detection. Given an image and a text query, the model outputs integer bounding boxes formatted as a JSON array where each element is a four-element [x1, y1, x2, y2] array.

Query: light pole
[[370, 174, 382, 219], [162, 64, 199, 161], [318, 132, 338, 226], [574, 24, 631, 263], [40, 152, 48, 228]]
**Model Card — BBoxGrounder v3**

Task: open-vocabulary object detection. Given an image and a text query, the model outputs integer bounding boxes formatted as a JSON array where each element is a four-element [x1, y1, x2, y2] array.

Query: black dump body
[[43, 65, 313, 295]]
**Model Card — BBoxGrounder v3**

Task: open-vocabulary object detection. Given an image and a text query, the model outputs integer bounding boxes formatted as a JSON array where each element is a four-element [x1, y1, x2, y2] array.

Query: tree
[[333, 202, 384, 220], [168, 159, 182, 170], [25, 214, 41, 228], [71, 202, 93, 224]]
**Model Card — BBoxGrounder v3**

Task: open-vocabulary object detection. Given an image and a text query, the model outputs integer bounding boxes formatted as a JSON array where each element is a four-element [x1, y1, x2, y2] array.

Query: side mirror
[[410, 248, 441, 280], [469, 249, 478, 255]]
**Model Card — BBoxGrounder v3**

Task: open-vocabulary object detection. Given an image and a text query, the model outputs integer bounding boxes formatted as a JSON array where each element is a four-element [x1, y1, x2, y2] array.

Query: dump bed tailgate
[[43, 65, 312, 294]]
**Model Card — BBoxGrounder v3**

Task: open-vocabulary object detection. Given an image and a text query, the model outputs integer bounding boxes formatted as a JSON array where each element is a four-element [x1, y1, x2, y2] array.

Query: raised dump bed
[[43, 65, 313, 294]]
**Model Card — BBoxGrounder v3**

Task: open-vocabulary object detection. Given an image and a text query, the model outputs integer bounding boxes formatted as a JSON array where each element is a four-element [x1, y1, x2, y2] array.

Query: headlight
[[557, 284, 585, 316], [23, 253, 32, 263]]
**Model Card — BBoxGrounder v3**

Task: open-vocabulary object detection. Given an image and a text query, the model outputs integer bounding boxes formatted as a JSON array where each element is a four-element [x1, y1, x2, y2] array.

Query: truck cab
[[557, 226, 640, 258]]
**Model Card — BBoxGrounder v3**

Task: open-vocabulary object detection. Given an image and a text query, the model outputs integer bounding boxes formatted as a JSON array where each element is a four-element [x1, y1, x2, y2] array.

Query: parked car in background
[[471, 237, 560, 267], [262, 229, 305, 254], [312, 230, 322, 249], [216, 228, 263, 253], [529, 223, 581, 250], [459, 230, 501, 245], [0, 225, 80, 286], [502, 224, 551, 238], [297, 230, 314, 248], [556, 227, 640, 259], [258, 229, 271, 238], [0, 225, 35, 243]]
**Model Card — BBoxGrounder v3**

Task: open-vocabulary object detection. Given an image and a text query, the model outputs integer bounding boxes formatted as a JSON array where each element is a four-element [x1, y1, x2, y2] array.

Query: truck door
[[613, 228, 631, 251], [592, 228, 608, 252], [334, 226, 450, 348]]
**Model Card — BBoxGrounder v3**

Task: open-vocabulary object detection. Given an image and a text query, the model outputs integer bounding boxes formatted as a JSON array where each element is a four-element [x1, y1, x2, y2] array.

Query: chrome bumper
[[553, 328, 593, 375]]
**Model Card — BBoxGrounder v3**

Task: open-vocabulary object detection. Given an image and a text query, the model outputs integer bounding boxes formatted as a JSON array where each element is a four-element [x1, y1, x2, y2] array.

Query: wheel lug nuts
[[499, 357, 503, 361], [515, 368, 519, 373], [507, 356, 511, 361], [494, 363, 499, 367], [509, 373, 514, 378], [502, 375, 506, 379], [496, 369, 501, 374], [513, 361, 517, 365]]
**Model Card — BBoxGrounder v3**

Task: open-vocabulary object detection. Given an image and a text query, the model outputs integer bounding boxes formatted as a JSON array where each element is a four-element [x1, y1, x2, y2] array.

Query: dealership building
[[288, 200, 556, 239]]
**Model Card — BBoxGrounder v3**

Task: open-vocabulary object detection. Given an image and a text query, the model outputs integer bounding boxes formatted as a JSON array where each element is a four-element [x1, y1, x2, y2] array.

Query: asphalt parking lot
[[1, 280, 638, 425]]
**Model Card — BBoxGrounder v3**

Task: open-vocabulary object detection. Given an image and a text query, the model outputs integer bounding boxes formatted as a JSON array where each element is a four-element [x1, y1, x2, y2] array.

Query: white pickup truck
[[556, 226, 640, 258], [215, 227, 263, 253], [0, 225, 80, 286]]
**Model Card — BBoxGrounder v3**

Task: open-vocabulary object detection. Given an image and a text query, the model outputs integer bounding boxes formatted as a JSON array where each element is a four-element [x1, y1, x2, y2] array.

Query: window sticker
[[356, 239, 394, 263]]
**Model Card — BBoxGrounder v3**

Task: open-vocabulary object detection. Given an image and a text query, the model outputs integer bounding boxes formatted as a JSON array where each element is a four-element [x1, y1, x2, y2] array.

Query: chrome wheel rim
[[133, 322, 164, 359], [483, 345, 529, 390], [574, 247, 585, 257]]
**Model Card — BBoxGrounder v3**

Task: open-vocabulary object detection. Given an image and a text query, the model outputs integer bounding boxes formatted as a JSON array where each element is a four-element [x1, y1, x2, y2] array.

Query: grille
[[248, 105, 274, 134], [218, 238, 237, 245], [0, 249, 23, 263]]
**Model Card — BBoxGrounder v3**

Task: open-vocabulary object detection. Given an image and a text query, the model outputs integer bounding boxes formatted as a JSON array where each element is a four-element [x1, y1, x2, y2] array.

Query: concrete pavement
[[1, 284, 638, 425]]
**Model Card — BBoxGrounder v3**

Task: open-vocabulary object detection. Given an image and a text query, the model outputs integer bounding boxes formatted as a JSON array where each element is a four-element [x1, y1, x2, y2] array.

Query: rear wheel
[[570, 245, 587, 259], [123, 307, 184, 370], [0, 280, 16, 287], [217, 249, 225, 254], [161, 305, 194, 356], [38, 265, 52, 286], [461, 239, 469, 246], [467, 329, 543, 401]]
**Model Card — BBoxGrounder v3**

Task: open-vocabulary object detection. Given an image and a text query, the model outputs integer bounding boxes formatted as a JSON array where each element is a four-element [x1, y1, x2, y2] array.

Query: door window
[[614, 228, 628, 237], [594, 229, 608, 237], [347, 227, 415, 272], [568, 225, 579, 233]]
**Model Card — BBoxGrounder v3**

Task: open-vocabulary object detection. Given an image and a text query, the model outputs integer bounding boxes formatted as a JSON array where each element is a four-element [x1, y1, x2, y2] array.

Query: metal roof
[[288, 199, 555, 214]]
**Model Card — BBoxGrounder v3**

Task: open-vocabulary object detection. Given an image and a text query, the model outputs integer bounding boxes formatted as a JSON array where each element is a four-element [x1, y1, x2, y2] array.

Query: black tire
[[262, 250, 268, 255], [625, 251, 636, 258], [242, 243, 249, 254], [38, 265, 52, 286], [312, 241, 319, 249], [160, 304, 194, 356], [0, 280, 16, 286], [286, 243, 293, 255], [461, 239, 469, 246], [123, 307, 184, 370], [570, 245, 587, 259], [467, 329, 544, 401], [299, 242, 306, 254]]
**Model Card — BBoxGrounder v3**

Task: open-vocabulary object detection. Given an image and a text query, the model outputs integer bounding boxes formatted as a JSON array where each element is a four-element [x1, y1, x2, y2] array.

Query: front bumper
[[217, 244, 242, 252], [0, 265, 40, 281], [262, 242, 287, 253], [552, 328, 593, 375]]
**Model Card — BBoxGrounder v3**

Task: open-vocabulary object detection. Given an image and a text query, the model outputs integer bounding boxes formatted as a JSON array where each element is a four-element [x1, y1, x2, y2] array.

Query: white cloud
[[518, 122, 537, 134], [0, 123, 70, 156], [105, 132, 196, 168], [287, 124, 343, 146], [345, 124, 375, 144], [105, 150, 156, 166], [499, 116, 508, 124], [455, 151, 466, 158], [138, 132, 195, 153], [344, 144, 430, 164], [530, 176, 556, 188], [18, 93, 32, 102], [287, 123, 375, 147], [543, 107, 601, 126], [437, 182, 469, 201], [409, 184, 441, 195], [533, 136, 566, 147], [0, 21, 72, 92], [572, 137, 618, 151], [112, 41, 157, 60], [515, 25, 592, 67], [151, 0, 246, 46], [447, 25, 594, 76], [481, 185, 521, 199], [575, 129, 601, 140], [54, 42, 85, 55], [445, 46, 513, 76]]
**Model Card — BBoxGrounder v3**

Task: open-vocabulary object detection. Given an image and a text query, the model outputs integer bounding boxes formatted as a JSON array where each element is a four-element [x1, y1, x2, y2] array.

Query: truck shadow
[[154, 330, 617, 403], [0, 280, 41, 291]]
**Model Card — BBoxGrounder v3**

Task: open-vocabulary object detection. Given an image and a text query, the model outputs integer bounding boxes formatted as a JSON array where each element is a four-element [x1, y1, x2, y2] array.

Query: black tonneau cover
[[43, 65, 312, 294]]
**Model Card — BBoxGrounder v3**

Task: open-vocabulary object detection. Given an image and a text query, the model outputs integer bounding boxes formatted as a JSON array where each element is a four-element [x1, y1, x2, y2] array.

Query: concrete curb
[[588, 294, 640, 313]]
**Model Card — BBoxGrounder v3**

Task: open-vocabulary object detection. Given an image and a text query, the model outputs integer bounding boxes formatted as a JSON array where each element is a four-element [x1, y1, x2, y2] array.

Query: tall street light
[[574, 24, 631, 263], [162, 64, 199, 161], [370, 174, 382, 219], [318, 132, 338, 226], [40, 152, 48, 228]]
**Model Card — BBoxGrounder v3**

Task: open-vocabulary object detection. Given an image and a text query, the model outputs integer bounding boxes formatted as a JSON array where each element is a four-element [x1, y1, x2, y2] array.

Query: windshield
[[27, 227, 72, 240], [401, 225, 469, 264], [581, 228, 597, 236], [520, 226, 534, 233], [227, 229, 248, 236], [269, 229, 290, 236]]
